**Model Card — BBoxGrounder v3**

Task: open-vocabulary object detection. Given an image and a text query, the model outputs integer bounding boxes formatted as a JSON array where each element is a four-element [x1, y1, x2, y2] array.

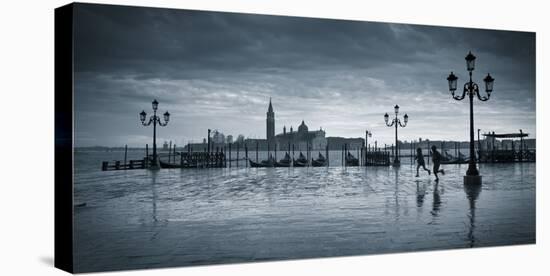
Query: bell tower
[[266, 98, 275, 145]]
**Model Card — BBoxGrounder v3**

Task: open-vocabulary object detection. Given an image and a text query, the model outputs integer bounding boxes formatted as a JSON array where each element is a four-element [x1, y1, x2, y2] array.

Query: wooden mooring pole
[[245, 145, 248, 167], [229, 143, 232, 168], [236, 143, 240, 168], [124, 145, 128, 167], [326, 143, 329, 167]]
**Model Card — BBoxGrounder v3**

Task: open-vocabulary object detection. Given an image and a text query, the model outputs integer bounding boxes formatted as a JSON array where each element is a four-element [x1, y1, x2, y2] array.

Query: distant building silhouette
[[266, 98, 275, 147], [276, 121, 326, 150]]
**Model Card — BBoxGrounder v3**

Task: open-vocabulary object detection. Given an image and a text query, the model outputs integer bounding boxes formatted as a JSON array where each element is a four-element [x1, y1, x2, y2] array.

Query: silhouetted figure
[[431, 145, 445, 181], [414, 147, 431, 177]]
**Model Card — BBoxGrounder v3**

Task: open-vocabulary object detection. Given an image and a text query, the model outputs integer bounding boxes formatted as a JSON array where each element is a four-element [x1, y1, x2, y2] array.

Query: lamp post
[[384, 105, 408, 166], [140, 99, 170, 168], [447, 51, 494, 185], [365, 130, 372, 149]]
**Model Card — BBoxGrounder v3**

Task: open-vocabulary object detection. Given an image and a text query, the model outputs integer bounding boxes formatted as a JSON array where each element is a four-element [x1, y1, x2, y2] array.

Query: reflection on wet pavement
[[74, 152, 535, 272]]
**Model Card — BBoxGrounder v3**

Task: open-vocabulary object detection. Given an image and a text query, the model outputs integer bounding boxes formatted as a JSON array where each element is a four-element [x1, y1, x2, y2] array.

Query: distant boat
[[159, 159, 185, 168], [441, 150, 468, 164], [293, 152, 308, 167], [249, 154, 275, 168], [275, 153, 292, 167], [311, 152, 327, 167], [345, 152, 359, 166]]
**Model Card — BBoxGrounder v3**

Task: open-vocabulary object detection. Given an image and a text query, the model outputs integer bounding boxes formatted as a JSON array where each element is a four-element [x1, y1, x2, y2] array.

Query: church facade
[[265, 99, 327, 150]]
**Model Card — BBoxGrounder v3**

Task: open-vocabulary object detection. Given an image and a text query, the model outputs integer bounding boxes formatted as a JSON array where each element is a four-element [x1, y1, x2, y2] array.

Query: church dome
[[298, 120, 308, 133]]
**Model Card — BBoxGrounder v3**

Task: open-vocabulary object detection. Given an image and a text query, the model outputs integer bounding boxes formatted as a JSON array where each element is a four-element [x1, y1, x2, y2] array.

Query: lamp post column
[[153, 110, 157, 163], [394, 119, 399, 164], [466, 78, 479, 176]]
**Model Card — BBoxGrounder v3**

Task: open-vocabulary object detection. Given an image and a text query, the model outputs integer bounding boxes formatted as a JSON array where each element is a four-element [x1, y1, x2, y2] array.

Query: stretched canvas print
[[55, 2, 536, 273]]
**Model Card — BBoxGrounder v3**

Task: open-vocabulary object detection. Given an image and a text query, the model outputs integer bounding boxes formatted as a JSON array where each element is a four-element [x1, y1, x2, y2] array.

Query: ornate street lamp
[[365, 130, 372, 148], [140, 99, 170, 168], [384, 105, 408, 166], [447, 51, 494, 185]]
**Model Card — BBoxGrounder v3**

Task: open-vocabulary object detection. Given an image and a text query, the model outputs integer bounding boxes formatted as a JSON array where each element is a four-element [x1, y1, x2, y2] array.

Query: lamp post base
[[464, 175, 482, 185], [149, 157, 161, 170], [392, 160, 401, 167]]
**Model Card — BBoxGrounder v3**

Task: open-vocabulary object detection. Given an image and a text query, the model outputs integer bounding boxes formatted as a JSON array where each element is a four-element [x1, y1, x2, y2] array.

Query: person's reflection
[[416, 180, 426, 208], [430, 181, 441, 217], [464, 184, 481, 247], [150, 170, 158, 223]]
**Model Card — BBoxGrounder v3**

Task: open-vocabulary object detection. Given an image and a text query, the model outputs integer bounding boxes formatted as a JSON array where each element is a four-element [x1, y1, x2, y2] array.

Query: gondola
[[311, 152, 327, 167], [159, 159, 185, 168], [249, 155, 275, 168], [440, 151, 468, 164], [345, 152, 359, 166], [275, 153, 292, 167], [293, 152, 308, 167]]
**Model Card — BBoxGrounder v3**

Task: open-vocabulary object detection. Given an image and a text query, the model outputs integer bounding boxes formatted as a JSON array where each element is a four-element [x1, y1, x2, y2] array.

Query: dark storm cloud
[[73, 3, 535, 147]]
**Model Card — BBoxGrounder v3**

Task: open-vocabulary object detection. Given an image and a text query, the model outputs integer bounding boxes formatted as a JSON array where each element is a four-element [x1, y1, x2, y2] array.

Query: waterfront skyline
[[73, 4, 535, 147]]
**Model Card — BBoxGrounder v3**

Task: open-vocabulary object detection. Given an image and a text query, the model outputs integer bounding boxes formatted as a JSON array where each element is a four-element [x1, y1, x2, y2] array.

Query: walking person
[[414, 148, 431, 177], [431, 145, 445, 181]]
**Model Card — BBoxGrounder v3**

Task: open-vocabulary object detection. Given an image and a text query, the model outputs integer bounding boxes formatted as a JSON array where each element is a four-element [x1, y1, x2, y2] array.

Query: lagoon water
[[73, 150, 535, 272]]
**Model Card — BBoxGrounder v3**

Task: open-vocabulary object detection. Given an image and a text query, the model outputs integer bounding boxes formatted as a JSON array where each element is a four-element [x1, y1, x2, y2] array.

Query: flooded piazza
[[73, 151, 535, 272]]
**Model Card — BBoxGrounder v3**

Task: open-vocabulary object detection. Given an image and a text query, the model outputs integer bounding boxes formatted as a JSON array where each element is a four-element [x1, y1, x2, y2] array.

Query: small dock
[[102, 158, 149, 171]]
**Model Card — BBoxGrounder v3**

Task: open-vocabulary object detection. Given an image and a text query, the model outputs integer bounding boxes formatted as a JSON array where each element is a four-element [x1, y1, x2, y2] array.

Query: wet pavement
[[74, 152, 535, 272]]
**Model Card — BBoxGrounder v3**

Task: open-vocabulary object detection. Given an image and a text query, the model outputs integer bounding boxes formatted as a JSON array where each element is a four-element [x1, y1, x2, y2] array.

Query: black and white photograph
[[63, 3, 536, 273]]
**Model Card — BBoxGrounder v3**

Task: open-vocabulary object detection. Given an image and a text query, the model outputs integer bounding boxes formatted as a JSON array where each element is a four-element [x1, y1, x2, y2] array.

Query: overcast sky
[[73, 4, 536, 147]]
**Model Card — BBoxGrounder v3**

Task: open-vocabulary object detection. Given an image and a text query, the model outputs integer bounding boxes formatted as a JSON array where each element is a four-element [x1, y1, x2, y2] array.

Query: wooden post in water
[[288, 141, 291, 157], [173, 144, 177, 164], [365, 145, 371, 166], [124, 144, 128, 167], [267, 142, 270, 161], [410, 142, 413, 165], [455, 142, 458, 158], [236, 143, 240, 168], [274, 143, 277, 163], [355, 148, 361, 165], [345, 143, 348, 167], [245, 145, 248, 167], [360, 146, 363, 167], [145, 144, 149, 168], [326, 143, 329, 167], [167, 141, 171, 163], [229, 143, 232, 168], [341, 145, 344, 167], [222, 146, 226, 168], [309, 141, 312, 166], [427, 141, 431, 165]]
